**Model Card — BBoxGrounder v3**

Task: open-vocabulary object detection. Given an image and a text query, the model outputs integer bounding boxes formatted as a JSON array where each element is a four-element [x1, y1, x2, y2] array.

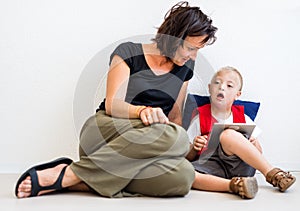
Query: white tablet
[[209, 123, 256, 143]]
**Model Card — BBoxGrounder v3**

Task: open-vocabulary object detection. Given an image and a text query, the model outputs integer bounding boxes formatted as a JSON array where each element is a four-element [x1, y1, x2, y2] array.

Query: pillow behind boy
[[182, 94, 260, 130]]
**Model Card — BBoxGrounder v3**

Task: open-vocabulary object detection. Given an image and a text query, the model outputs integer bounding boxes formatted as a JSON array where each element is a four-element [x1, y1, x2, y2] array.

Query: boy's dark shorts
[[191, 144, 256, 179]]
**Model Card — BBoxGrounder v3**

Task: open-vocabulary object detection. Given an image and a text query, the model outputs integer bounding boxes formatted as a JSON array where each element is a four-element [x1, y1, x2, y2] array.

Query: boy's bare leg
[[220, 129, 273, 176], [193, 172, 258, 199], [192, 171, 230, 191]]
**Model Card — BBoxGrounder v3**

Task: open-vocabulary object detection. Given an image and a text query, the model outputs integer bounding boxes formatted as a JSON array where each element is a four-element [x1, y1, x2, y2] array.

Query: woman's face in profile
[[172, 35, 207, 66]]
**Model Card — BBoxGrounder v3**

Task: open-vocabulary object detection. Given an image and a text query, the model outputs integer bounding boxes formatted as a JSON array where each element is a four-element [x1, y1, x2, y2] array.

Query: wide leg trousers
[[70, 111, 195, 198]]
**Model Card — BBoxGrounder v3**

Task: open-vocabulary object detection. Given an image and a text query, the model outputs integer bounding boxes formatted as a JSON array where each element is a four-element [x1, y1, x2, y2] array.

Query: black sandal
[[15, 157, 73, 197]]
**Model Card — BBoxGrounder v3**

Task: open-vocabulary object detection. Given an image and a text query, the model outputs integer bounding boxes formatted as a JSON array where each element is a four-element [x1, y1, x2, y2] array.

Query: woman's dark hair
[[152, 1, 217, 59]]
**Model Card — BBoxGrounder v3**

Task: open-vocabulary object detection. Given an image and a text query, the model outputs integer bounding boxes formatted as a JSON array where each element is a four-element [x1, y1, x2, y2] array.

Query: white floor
[[1, 172, 299, 211]]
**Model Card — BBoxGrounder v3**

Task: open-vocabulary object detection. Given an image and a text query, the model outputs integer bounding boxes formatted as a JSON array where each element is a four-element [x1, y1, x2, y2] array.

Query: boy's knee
[[220, 129, 237, 143]]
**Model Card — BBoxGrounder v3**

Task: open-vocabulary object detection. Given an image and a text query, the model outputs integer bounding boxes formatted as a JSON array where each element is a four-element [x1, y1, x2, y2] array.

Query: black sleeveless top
[[97, 42, 194, 116]]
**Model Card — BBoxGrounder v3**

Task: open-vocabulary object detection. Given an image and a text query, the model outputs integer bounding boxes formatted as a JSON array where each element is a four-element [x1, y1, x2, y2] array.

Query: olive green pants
[[70, 111, 195, 198]]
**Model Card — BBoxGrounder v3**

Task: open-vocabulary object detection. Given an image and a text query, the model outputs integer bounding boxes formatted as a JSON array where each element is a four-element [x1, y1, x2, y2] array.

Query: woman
[[15, 1, 217, 198]]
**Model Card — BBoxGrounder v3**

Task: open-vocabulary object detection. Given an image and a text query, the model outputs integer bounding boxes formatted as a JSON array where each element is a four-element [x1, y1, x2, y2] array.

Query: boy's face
[[208, 70, 241, 108]]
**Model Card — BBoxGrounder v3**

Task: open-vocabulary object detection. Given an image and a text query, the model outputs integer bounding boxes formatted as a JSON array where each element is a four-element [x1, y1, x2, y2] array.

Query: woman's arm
[[105, 55, 141, 118], [168, 81, 189, 125], [105, 55, 170, 125]]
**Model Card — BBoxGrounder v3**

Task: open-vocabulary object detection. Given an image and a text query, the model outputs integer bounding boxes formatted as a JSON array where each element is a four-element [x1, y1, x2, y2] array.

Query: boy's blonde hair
[[213, 66, 243, 91]]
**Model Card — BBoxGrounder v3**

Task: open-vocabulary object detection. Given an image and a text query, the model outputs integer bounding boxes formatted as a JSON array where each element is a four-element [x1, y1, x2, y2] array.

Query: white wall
[[1, 0, 299, 173]]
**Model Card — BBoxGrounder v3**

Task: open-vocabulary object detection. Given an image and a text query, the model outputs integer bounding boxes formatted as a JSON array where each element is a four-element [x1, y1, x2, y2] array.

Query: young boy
[[186, 66, 296, 199]]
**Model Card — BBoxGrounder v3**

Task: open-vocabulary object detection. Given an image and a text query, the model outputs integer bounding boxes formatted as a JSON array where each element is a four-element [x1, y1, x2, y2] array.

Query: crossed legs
[[219, 129, 273, 176]]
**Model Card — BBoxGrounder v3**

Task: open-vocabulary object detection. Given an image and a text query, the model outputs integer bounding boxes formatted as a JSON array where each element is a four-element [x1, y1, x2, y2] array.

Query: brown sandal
[[229, 177, 258, 199], [266, 168, 296, 192]]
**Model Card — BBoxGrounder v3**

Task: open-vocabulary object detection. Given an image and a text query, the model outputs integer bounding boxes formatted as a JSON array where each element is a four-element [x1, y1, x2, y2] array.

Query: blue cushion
[[182, 94, 260, 130]]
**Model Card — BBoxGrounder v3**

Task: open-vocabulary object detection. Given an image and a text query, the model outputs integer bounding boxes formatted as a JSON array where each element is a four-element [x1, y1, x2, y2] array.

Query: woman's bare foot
[[17, 164, 68, 198]]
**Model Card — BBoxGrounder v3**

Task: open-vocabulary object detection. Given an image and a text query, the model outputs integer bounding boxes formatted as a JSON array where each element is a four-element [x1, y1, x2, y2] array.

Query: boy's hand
[[193, 135, 208, 151]]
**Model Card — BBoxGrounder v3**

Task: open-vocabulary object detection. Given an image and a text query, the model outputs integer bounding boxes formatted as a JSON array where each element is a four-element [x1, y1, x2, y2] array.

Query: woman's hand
[[193, 135, 208, 151], [140, 107, 169, 125]]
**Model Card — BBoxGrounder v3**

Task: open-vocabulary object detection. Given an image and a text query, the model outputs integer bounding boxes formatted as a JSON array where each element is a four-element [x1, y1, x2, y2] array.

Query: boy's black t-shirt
[[97, 42, 194, 116]]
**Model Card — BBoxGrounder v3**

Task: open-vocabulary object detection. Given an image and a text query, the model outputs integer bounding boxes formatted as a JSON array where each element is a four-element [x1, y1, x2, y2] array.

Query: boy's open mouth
[[217, 93, 224, 99]]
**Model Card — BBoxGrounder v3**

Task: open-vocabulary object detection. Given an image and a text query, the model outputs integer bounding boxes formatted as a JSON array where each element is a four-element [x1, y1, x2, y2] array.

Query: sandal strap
[[266, 168, 282, 186], [230, 177, 242, 194], [229, 177, 258, 199], [29, 165, 68, 196], [266, 168, 296, 191]]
